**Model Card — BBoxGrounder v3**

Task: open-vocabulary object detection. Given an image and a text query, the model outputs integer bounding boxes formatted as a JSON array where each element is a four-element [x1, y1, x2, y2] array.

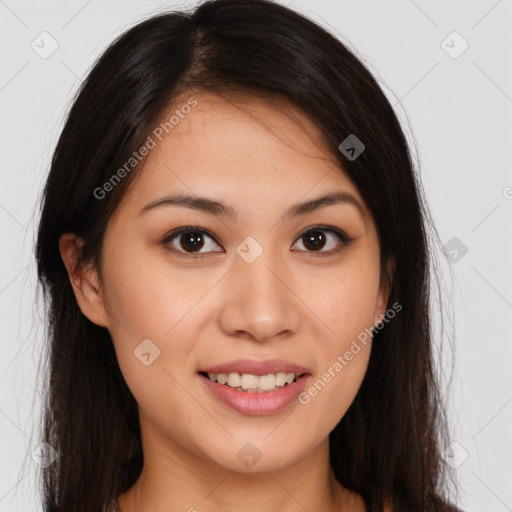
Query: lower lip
[[198, 373, 310, 415]]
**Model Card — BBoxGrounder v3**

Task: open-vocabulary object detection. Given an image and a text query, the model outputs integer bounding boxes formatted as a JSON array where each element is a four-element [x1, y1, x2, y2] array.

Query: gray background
[[1, 0, 511, 510]]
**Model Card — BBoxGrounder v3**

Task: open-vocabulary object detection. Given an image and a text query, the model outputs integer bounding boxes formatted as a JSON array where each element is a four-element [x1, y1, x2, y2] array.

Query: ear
[[59, 233, 109, 328], [374, 256, 396, 326]]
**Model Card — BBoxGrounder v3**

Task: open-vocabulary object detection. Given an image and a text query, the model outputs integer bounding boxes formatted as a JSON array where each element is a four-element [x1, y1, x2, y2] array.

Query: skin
[[60, 91, 392, 512]]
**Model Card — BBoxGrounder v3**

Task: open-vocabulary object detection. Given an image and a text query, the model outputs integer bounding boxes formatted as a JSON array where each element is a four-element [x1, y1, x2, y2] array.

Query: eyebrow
[[139, 191, 365, 221]]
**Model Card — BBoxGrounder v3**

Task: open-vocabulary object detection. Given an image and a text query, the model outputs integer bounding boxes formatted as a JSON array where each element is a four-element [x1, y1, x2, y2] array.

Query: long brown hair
[[35, 1, 460, 510]]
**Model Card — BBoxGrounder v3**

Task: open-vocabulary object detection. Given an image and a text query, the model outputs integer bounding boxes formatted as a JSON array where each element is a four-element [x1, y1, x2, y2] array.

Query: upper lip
[[199, 359, 312, 376]]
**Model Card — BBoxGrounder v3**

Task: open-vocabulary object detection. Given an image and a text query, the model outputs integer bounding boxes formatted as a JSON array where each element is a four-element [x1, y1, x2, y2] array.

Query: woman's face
[[75, 92, 390, 474]]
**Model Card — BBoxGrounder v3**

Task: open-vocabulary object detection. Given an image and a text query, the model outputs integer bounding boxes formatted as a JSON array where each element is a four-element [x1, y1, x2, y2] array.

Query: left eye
[[163, 227, 223, 256], [161, 225, 352, 257], [291, 227, 350, 254]]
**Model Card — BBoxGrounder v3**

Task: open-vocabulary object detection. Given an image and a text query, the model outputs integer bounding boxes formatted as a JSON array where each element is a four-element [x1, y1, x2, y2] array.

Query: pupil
[[304, 231, 325, 251], [181, 232, 204, 252]]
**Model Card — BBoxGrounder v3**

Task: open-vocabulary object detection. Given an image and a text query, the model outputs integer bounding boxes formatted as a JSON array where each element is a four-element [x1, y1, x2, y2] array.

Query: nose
[[216, 246, 302, 343]]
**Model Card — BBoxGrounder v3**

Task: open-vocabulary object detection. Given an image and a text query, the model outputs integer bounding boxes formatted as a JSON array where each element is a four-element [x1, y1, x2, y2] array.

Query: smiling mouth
[[198, 371, 306, 393]]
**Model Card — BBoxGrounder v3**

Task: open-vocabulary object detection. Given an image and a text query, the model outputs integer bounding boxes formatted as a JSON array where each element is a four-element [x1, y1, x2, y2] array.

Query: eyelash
[[160, 222, 356, 259]]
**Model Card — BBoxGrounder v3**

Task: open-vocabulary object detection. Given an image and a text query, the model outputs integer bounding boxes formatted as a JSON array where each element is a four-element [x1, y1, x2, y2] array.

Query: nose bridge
[[235, 233, 282, 287], [240, 250, 283, 301], [218, 237, 300, 341]]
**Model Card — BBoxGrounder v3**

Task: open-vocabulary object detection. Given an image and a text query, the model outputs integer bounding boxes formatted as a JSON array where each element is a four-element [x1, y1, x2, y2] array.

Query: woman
[[35, 0, 461, 510]]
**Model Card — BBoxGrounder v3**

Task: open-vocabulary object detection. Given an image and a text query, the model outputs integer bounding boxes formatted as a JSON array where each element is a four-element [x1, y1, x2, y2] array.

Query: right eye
[[160, 226, 225, 258]]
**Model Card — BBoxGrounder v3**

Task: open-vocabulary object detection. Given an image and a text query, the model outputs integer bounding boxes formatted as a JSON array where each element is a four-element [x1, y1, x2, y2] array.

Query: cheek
[[298, 344, 371, 444], [296, 274, 376, 431], [302, 252, 381, 348], [100, 236, 199, 341], [293, 254, 378, 421], [121, 362, 217, 461]]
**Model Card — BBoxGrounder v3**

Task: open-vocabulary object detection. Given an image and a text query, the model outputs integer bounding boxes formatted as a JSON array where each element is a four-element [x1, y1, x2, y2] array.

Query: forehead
[[120, 91, 368, 220], [154, 91, 332, 164]]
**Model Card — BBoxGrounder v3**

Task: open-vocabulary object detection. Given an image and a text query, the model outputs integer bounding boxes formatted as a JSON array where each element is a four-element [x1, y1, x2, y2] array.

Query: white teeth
[[285, 373, 295, 384], [257, 374, 276, 391], [227, 373, 241, 387], [204, 371, 299, 392], [275, 372, 287, 387], [240, 374, 259, 390], [217, 373, 228, 385]]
